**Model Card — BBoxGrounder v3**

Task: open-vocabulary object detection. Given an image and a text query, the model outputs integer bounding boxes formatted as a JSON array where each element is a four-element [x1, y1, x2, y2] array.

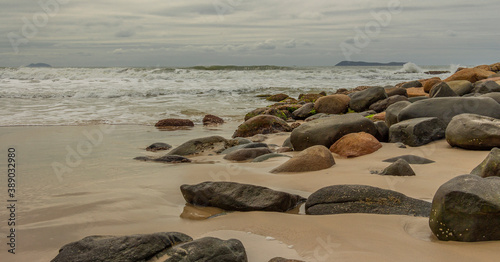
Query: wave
[[398, 62, 423, 73], [186, 65, 294, 71]]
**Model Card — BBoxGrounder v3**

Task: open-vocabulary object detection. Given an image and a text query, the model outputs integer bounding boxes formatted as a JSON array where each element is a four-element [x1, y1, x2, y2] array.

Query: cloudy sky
[[1, 0, 498, 67]]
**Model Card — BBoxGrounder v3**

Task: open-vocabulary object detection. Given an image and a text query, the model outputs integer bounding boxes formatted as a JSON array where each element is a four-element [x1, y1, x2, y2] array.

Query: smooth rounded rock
[[446, 114, 500, 150], [330, 132, 382, 158], [271, 145, 335, 173]]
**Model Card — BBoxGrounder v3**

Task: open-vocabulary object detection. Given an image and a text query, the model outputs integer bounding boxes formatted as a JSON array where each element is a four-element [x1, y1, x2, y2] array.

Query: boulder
[[290, 114, 378, 151], [313, 94, 350, 114], [267, 93, 289, 102], [385, 101, 411, 127], [374, 121, 389, 142], [481, 92, 500, 104], [380, 159, 416, 176], [304, 113, 331, 122], [472, 80, 500, 94], [292, 102, 315, 120], [203, 114, 224, 125], [471, 148, 500, 178], [408, 96, 429, 103], [232, 115, 292, 138], [270, 145, 335, 173], [146, 142, 172, 152], [369, 95, 409, 113], [385, 87, 408, 97], [180, 181, 305, 212], [349, 86, 388, 112], [446, 80, 473, 96], [422, 78, 442, 93], [383, 155, 435, 164], [329, 132, 382, 158], [406, 87, 428, 98], [134, 155, 191, 163], [389, 117, 446, 147], [305, 185, 431, 217], [223, 148, 273, 161], [401, 80, 423, 89], [444, 68, 495, 83], [168, 136, 229, 156], [51, 232, 192, 262], [165, 237, 248, 262], [445, 114, 500, 150], [429, 82, 458, 98], [252, 153, 291, 163], [397, 97, 500, 125], [155, 118, 194, 127], [221, 142, 268, 154], [429, 175, 500, 241]]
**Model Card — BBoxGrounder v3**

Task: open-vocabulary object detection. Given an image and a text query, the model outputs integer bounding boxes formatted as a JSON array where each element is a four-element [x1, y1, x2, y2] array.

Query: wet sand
[[0, 124, 498, 262]]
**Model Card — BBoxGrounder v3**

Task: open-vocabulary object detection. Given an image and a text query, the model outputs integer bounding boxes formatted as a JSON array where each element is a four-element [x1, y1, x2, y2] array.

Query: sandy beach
[[1, 123, 498, 261]]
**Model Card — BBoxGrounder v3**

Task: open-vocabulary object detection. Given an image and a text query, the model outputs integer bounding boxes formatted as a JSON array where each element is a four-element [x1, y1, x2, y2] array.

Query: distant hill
[[26, 63, 52, 68], [335, 61, 406, 66]]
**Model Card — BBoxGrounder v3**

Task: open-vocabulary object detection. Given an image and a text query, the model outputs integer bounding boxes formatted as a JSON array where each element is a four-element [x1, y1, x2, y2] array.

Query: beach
[[1, 123, 499, 261]]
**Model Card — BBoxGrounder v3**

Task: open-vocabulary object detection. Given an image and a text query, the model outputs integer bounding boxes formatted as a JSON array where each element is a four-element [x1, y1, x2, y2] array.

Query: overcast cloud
[[0, 0, 498, 67]]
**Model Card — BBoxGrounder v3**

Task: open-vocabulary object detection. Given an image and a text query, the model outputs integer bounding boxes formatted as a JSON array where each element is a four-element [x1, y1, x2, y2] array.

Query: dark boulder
[[369, 95, 409, 113], [429, 175, 500, 241], [389, 117, 446, 147], [313, 94, 350, 114], [380, 159, 416, 176], [292, 102, 315, 120], [472, 80, 500, 94], [134, 155, 191, 163], [203, 114, 224, 125], [383, 155, 435, 164], [305, 185, 431, 217], [374, 121, 389, 142], [155, 119, 194, 127], [180, 181, 305, 212], [349, 86, 388, 112], [385, 101, 411, 127], [168, 136, 229, 156], [233, 115, 292, 138], [146, 142, 172, 152], [165, 237, 248, 262], [429, 82, 458, 98], [471, 147, 500, 178], [445, 114, 500, 150]]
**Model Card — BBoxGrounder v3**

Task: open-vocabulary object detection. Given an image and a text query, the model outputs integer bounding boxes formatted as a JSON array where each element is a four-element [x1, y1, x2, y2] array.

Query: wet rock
[[446, 114, 500, 150], [292, 102, 315, 120], [429, 175, 500, 241], [429, 82, 458, 98], [369, 95, 409, 113], [155, 118, 194, 127], [291, 114, 378, 151], [180, 181, 305, 212], [233, 115, 292, 138], [305, 185, 431, 217], [329, 132, 382, 158], [349, 86, 388, 112], [223, 148, 273, 161], [384, 101, 411, 127], [389, 117, 446, 147], [383, 155, 435, 164], [168, 136, 229, 156], [51, 232, 192, 262], [146, 142, 172, 152], [252, 153, 292, 162], [313, 94, 350, 114], [270, 145, 335, 173], [471, 147, 500, 178], [165, 237, 248, 262], [380, 159, 415, 176], [444, 68, 495, 83], [203, 114, 224, 125]]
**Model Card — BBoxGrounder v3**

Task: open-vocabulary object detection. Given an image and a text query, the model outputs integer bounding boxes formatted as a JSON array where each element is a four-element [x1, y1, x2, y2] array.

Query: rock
[[282, 137, 293, 148], [313, 94, 350, 114], [165, 237, 248, 262], [230, 137, 253, 145], [380, 159, 416, 176], [155, 118, 194, 127], [271, 145, 335, 173], [385, 101, 411, 127], [481, 92, 500, 104], [252, 153, 291, 162], [291, 114, 378, 151], [269, 258, 305, 262], [290, 122, 300, 130], [401, 80, 423, 89], [445, 114, 500, 150], [134, 155, 191, 163], [146, 142, 172, 152], [389, 117, 446, 147], [180, 181, 305, 212], [203, 114, 224, 125], [422, 78, 442, 93], [244, 107, 291, 121], [369, 95, 409, 113], [374, 121, 389, 142], [429, 175, 500, 242], [305, 185, 431, 217], [471, 148, 500, 178], [267, 93, 289, 102], [425, 71, 450, 75], [304, 113, 331, 122], [223, 148, 273, 161], [444, 68, 495, 83], [358, 110, 377, 117], [281, 97, 299, 104], [383, 155, 435, 164], [329, 132, 382, 158], [446, 80, 473, 96], [408, 96, 429, 103], [429, 82, 458, 98], [249, 134, 267, 142], [397, 97, 500, 125], [168, 136, 229, 156], [373, 112, 386, 121], [385, 87, 408, 97], [472, 80, 500, 94], [221, 142, 268, 154], [51, 232, 192, 262], [298, 93, 323, 103], [233, 115, 292, 138], [292, 103, 315, 120], [406, 87, 428, 98], [349, 86, 388, 112]]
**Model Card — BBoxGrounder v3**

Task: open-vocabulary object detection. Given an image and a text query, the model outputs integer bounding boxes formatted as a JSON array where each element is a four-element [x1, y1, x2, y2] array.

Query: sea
[[0, 63, 460, 126]]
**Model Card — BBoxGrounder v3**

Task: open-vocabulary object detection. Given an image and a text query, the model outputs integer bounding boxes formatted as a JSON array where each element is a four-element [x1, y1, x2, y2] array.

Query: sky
[[0, 0, 499, 67]]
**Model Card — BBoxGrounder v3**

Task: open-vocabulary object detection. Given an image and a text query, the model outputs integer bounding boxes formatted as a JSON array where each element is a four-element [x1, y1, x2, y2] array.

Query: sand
[[0, 124, 498, 262]]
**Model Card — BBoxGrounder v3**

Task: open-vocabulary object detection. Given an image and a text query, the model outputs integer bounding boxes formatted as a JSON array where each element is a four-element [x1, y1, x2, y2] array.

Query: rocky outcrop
[[329, 132, 382, 158], [445, 114, 500, 150], [146, 142, 172, 152], [180, 181, 305, 212], [313, 95, 350, 114], [165, 237, 248, 262], [429, 175, 500, 241], [305, 185, 431, 217], [155, 119, 194, 127], [270, 145, 335, 173], [168, 136, 229, 156], [290, 114, 378, 151], [471, 148, 500, 178], [389, 117, 446, 147], [233, 115, 292, 138], [349, 86, 388, 112], [51, 232, 192, 262]]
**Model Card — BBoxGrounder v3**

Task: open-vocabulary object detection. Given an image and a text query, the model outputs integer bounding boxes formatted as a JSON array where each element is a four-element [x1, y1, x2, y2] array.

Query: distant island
[[335, 61, 406, 66], [26, 63, 52, 68]]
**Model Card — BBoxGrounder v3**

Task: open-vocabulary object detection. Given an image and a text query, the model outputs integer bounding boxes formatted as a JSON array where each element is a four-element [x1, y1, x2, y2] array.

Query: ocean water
[[0, 63, 458, 126]]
